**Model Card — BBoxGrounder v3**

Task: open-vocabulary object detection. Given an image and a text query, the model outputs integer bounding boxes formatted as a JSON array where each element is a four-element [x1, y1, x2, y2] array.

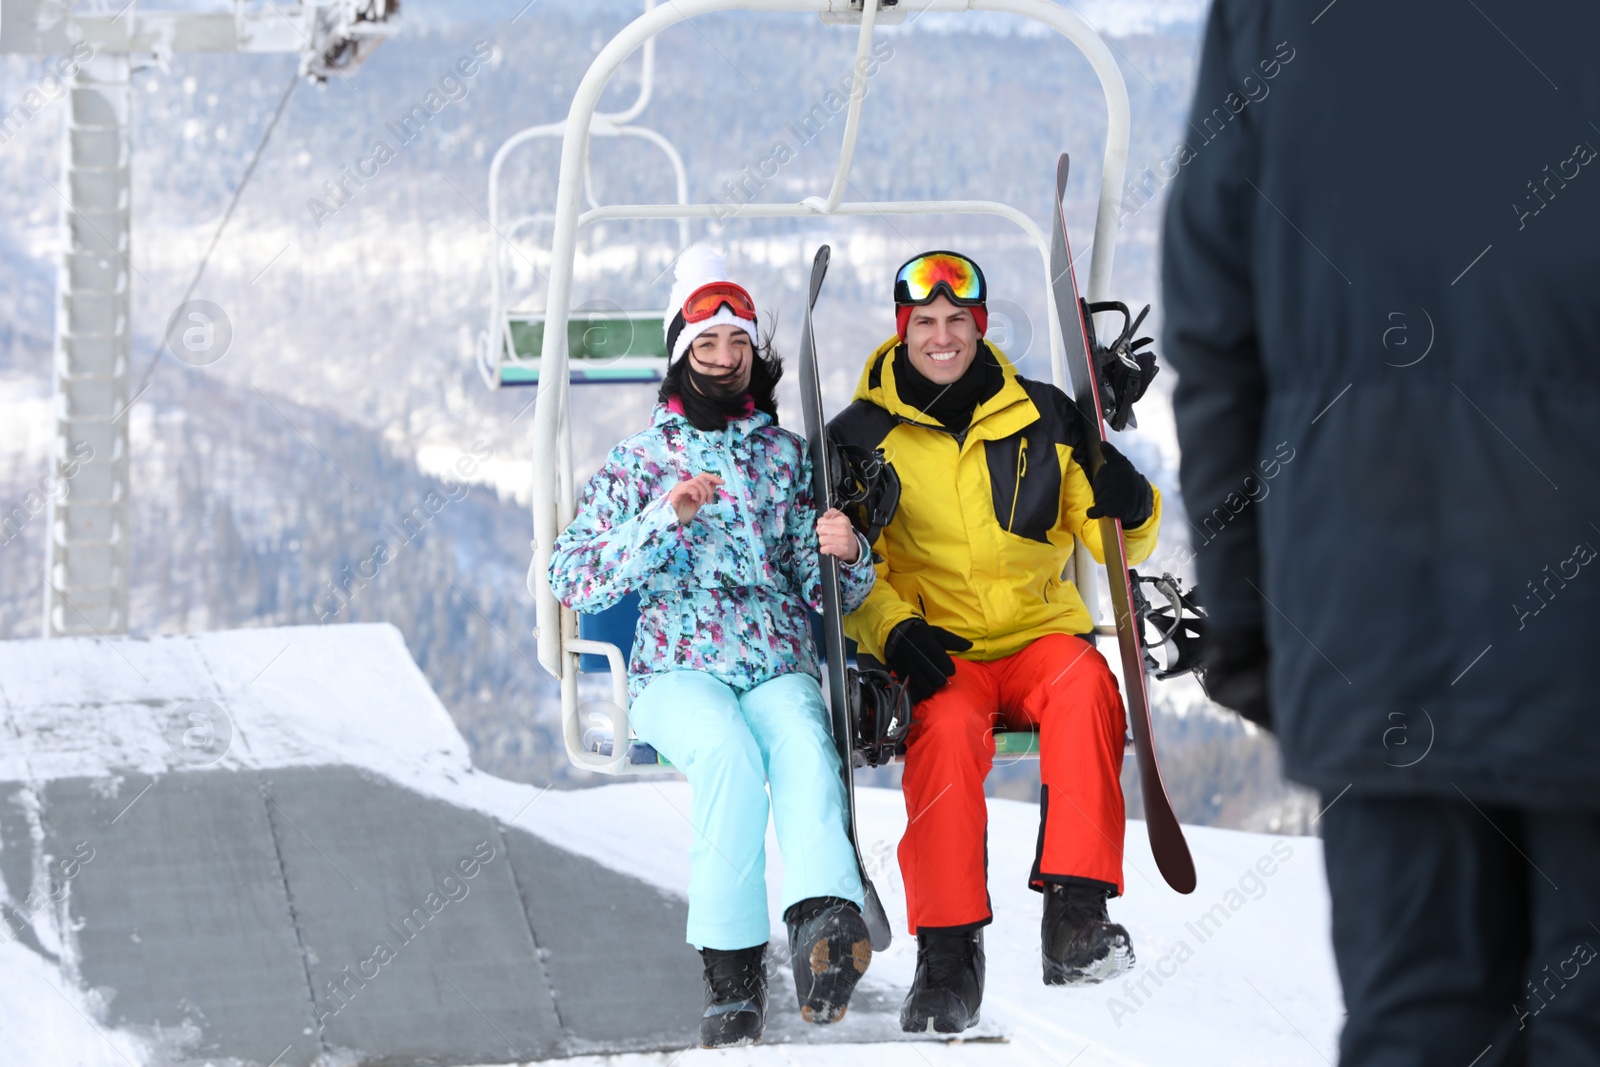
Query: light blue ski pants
[[628, 669, 865, 950]]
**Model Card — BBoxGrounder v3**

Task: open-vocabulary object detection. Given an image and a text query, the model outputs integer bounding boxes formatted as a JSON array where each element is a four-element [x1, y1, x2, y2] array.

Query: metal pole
[[8, 2, 395, 637], [815, 0, 878, 214], [45, 50, 131, 637]]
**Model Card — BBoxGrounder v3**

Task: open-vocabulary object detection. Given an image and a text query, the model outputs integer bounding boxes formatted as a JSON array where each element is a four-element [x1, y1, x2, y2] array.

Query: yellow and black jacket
[[831, 337, 1162, 662]]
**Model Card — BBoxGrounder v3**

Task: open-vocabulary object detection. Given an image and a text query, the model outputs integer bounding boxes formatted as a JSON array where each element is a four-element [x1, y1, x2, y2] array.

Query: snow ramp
[[0, 624, 919, 1066]]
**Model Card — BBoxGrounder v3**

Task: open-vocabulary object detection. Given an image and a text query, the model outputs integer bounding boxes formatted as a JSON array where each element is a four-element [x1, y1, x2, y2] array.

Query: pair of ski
[[797, 156, 1195, 942]]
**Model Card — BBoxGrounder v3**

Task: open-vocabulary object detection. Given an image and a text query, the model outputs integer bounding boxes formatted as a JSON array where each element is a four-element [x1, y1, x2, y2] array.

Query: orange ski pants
[[897, 632, 1127, 933]]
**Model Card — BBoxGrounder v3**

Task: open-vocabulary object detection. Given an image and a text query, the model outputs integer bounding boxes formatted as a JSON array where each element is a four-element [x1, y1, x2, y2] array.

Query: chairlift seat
[[500, 309, 669, 386], [577, 592, 643, 672], [578, 597, 842, 674], [578, 596, 840, 766], [577, 596, 1045, 762]]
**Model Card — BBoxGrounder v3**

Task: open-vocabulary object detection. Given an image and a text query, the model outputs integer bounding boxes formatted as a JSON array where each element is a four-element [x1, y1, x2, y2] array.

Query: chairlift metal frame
[[519, 0, 1132, 774], [481, 0, 689, 388]]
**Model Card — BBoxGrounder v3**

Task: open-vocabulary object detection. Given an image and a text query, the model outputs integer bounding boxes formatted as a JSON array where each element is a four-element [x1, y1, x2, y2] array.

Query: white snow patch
[[0, 936, 151, 1067], [0, 625, 475, 788]]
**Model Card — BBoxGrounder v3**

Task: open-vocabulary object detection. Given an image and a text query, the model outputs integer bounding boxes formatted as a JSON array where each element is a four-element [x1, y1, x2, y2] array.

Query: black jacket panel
[[1161, 0, 1600, 806]]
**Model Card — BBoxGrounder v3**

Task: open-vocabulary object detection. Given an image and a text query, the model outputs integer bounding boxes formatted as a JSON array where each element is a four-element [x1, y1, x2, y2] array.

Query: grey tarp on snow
[[0, 625, 937, 1065], [4, 766, 695, 1065]]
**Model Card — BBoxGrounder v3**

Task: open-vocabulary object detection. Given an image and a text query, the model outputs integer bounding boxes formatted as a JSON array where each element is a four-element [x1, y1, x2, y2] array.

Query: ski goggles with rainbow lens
[[682, 281, 758, 324], [893, 251, 987, 308]]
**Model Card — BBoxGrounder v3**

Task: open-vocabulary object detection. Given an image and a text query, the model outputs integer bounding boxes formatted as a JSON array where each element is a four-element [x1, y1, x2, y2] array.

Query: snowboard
[[797, 243, 895, 950], [1051, 154, 1197, 895]]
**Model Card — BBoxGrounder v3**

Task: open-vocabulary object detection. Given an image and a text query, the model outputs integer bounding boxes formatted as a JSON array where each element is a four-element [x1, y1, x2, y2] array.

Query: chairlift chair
[[507, 0, 1139, 774], [480, 0, 688, 388]]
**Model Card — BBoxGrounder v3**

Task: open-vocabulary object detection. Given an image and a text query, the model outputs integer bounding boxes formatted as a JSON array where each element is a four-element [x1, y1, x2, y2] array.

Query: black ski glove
[[1085, 441, 1155, 528], [1203, 626, 1273, 732], [884, 618, 973, 705]]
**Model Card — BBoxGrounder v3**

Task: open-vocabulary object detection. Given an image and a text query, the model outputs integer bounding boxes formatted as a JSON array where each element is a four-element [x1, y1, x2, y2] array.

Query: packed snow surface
[[0, 625, 1342, 1065], [521, 783, 1343, 1067]]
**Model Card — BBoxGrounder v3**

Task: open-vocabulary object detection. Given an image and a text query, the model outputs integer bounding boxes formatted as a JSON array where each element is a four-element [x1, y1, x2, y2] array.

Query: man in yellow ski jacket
[[830, 250, 1162, 1033]]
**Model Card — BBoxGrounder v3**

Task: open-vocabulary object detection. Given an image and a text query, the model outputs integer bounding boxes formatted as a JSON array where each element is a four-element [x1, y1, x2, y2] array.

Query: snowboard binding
[[1082, 299, 1159, 432], [830, 439, 900, 549], [849, 661, 913, 768], [1131, 570, 1209, 690]]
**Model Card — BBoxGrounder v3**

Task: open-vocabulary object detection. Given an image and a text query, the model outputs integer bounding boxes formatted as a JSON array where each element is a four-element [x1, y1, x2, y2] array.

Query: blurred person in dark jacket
[[1161, 2, 1600, 1065]]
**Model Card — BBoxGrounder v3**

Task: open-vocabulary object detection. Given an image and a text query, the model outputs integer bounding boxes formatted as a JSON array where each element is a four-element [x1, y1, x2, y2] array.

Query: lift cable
[[133, 63, 302, 401]]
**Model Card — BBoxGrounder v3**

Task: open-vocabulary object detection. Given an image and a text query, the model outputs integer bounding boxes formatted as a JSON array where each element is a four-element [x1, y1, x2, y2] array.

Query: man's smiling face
[[903, 294, 980, 385]]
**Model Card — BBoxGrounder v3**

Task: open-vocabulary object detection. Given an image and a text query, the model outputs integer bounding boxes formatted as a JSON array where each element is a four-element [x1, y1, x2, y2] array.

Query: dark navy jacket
[[1161, 0, 1600, 807]]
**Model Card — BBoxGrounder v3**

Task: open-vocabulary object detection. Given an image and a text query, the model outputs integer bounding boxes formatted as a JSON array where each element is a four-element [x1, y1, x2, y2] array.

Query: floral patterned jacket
[[549, 402, 875, 699]]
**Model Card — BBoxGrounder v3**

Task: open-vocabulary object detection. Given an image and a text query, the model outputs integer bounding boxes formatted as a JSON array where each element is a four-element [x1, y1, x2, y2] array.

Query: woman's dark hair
[[658, 325, 784, 431]]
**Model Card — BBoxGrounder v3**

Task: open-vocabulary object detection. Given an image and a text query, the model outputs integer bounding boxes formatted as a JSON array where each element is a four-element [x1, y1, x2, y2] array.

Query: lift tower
[[0, 0, 397, 637]]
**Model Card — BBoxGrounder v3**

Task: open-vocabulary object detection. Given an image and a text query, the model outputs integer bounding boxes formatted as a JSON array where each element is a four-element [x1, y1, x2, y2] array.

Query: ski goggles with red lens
[[682, 281, 758, 324], [893, 251, 987, 307], [894, 251, 988, 339]]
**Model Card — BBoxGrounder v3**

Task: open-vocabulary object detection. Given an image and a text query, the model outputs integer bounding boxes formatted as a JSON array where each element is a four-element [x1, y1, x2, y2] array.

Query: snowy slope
[[1, 624, 1342, 1065], [521, 784, 1343, 1067]]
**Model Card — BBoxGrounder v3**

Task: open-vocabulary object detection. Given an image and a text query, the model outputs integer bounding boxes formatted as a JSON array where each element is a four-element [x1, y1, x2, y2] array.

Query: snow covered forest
[[0, 0, 1314, 831]]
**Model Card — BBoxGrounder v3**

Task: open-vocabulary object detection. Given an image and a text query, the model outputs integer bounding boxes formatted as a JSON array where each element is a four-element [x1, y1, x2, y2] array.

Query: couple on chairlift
[[550, 244, 1161, 1047]]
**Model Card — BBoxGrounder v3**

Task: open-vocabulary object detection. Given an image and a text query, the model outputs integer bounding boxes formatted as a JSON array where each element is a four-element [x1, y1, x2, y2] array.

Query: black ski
[[1051, 155, 1197, 895], [797, 243, 894, 949]]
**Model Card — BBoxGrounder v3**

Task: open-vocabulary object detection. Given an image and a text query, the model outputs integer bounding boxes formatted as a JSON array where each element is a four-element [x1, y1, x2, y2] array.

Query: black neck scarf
[[892, 342, 1003, 433], [676, 362, 753, 433]]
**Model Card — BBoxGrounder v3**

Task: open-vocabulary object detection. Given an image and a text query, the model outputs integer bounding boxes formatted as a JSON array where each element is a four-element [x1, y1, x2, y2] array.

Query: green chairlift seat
[[499, 309, 669, 386]]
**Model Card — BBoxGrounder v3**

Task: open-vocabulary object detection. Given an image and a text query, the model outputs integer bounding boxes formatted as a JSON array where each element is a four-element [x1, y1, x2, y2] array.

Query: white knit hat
[[664, 244, 759, 364]]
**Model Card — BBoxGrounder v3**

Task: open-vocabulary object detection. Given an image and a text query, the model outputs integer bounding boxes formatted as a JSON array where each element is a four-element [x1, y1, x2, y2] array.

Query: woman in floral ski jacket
[[548, 248, 876, 1049]]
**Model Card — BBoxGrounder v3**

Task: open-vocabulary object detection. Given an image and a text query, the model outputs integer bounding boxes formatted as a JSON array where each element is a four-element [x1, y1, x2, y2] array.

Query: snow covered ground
[[518, 784, 1344, 1067], [1, 624, 1342, 1065]]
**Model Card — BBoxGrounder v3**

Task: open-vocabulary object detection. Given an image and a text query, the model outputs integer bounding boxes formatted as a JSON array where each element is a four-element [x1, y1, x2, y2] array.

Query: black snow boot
[[784, 896, 872, 1024], [899, 928, 984, 1034], [1041, 882, 1135, 985], [699, 944, 768, 1048]]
